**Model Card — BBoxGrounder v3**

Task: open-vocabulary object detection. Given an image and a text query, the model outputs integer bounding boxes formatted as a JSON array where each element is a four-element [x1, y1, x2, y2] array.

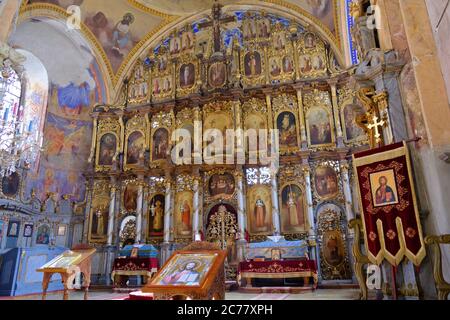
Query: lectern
[[143, 242, 226, 300], [37, 245, 96, 300]]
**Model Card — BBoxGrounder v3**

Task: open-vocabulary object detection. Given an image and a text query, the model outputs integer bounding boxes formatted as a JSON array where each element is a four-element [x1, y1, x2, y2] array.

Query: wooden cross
[[198, 0, 236, 53], [367, 115, 385, 145]]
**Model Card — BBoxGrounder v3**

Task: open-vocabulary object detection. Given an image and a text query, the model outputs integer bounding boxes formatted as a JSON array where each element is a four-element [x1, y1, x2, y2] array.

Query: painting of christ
[[98, 133, 117, 166], [152, 253, 216, 287], [244, 51, 262, 77], [277, 111, 298, 150], [180, 63, 195, 88], [152, 128, 169, 161], [281, 184, 306, 233], [247, 186, 272, 235], [370, 170, 399, 207]]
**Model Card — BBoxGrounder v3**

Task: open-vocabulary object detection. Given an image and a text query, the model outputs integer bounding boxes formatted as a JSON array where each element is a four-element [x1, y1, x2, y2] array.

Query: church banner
[[353, 142, 426, 266]]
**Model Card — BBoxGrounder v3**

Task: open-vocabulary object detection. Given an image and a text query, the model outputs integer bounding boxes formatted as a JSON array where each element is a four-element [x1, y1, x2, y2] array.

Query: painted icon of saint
[[375, 176, 396, 205]]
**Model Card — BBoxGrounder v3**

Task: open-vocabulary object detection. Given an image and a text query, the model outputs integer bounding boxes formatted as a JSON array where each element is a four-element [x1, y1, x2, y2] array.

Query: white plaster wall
[[425, 0, 450, 105]]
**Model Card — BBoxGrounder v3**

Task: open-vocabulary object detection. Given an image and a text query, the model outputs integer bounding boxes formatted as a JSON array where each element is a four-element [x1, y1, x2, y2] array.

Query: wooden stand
[[143, 242, 227, 300], [37, 246, 96, 301]]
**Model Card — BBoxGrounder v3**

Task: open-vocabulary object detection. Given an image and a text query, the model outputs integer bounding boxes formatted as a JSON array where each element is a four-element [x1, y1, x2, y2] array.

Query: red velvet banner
[[353, 142, 426, 266]]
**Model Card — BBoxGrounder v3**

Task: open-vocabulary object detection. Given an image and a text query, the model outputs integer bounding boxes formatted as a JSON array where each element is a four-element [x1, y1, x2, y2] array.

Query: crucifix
[[367, 115, 385, 147], [198, 0, 236, 54]]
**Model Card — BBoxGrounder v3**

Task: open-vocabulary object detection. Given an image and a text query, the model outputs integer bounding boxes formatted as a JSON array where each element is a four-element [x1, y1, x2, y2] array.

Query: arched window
[[0, 50, 48, 176], [0, 67, 23, 176]]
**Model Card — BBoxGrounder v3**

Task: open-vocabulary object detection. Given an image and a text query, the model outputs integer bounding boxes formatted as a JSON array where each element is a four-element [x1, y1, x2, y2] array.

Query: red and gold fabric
[[111, 257, 159, 280], [238, 260, 318, 286], [353, 142, 426, 266]]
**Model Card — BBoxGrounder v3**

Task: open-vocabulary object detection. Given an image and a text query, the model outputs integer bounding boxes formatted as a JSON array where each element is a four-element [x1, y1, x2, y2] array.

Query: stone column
[[163, 179, 172, 244], [340, 161, 357, 284], [135, 180, 144, 243], [340, 161, 355, 222], [107, 185, 117, 246], [302, 167, 315, 236], [270, 169, 281, 235], [105, 181, 117, 287], [160, 178, 173, 265], [192, 177, 201, 240], [295, 86, 308, 149], [328, 79, 344, 147], [236, 171, 246, 238], [82, 182, 93, 244], [265, 92, 274, 130], [233, 99, 244, 164], [236, 170, 247, 261], [88, 115, 98, 164]]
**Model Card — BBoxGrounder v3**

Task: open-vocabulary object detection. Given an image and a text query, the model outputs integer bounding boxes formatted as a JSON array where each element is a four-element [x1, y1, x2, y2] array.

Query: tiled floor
[[1, 289, 361, 300]]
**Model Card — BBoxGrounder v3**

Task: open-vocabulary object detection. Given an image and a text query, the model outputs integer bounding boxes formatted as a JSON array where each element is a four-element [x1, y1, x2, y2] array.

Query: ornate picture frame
[[128, 60, 150, 105], [304, 90, 335, 149], [88, 181, 110, 244], [95, 118, 121, 172], [150, 111, 174, 165], [177, 54, 200, 97], [296, 32, 328, 80], [272, 94, 301, 155], [124, 115, 148, 171]]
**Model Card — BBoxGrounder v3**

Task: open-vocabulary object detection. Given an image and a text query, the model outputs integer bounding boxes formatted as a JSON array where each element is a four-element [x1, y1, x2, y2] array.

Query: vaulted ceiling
[[19, 0, 346, 100]]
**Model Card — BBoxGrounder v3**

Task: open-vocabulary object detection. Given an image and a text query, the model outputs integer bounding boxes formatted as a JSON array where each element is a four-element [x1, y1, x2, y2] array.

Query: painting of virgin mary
[[277, 111, 298, 149]]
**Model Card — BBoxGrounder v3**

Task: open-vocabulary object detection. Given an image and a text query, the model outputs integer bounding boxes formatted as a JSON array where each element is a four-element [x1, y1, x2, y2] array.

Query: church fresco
[[285, 0, 336, 34], [28, 0, 163, 73], [11, 18, 107, 203]]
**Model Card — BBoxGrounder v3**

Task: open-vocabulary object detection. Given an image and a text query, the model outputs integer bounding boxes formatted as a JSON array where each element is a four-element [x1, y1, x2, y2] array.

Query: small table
[[238, 260, 318, 289], [37, 247, 96, 300], [112, 257, 159, 288]]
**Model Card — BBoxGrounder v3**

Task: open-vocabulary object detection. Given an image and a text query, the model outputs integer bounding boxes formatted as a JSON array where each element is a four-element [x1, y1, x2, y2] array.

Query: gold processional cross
[[367, 115, 385, 145]]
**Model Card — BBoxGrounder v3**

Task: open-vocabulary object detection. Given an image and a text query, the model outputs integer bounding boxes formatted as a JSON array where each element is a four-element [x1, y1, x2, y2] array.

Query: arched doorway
[[205, 203, 238, 264]]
